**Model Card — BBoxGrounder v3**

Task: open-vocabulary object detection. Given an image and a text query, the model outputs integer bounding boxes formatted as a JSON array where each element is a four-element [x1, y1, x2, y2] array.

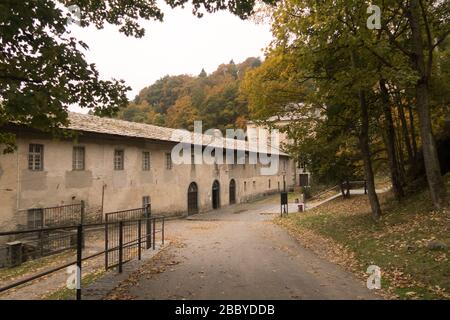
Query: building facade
[[247, 115, 310, 188], [0, 113, 294, 231]]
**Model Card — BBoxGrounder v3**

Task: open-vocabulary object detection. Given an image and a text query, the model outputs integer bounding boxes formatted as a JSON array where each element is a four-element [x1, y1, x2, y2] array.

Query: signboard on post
[[280, 192, 288, 205], [280, 192, 288, 217]]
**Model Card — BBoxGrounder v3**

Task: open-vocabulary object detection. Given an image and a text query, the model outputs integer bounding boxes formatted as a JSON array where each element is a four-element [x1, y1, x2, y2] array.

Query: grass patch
[[0, 250, 75, 284], [276, 174, 450, 300], [41, 269, 105, 300]]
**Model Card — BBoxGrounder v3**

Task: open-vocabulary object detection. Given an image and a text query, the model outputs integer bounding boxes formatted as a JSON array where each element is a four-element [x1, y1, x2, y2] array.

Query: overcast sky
[[68, 3, 272, 114]]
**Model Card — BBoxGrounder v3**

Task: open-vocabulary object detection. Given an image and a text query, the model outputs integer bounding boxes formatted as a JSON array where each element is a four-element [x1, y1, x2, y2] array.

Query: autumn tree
[[242, 0, 449, 216], [165, 96, 199, 130], [0, 0, 276, 152], [122, 57, 262, 131], [377, 0, 449, 208]]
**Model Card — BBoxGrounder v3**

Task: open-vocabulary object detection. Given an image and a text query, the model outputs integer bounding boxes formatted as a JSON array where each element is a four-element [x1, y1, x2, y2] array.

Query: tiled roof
[[67, 113, 288, 156]]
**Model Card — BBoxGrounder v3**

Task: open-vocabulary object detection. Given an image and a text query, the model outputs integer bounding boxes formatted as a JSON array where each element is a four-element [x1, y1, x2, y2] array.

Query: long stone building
[[0, 112, 294, 231], [247, 114, 310, 188]]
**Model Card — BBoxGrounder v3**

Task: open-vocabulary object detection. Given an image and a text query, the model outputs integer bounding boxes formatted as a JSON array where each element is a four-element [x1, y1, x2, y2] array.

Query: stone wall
[[0, 130, 294, 231]]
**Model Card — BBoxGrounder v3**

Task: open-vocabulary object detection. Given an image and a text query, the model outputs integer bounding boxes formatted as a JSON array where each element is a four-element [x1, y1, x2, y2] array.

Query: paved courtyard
[[107, 199, 380, 300]]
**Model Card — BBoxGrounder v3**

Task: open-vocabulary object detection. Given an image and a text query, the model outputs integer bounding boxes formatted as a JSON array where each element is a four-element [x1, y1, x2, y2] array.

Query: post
[[280, 191, 288, 217], [80, 201, 85, 248], [104, 216, 109, 270], [346, 179, 350, 197], [80, 201, 85, 225], [118, 221, 123, 273], [302, 188, 306, 209], [101, 184, 105, 218], [162, 218, 165, 245], [39, 229, 44, 257], [138, 220, 142, 260], [145, 204, 151, 249], [364, 180, 368, 194], [152, 218, 156, 250], [76, 224, 83, 300]]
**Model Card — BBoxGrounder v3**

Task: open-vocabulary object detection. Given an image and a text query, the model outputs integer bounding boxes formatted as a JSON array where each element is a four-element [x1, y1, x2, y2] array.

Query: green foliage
[[241, 0, 450, 190], [119, 57, 262, 131], [0, 0, 275, 151], [277, 174, 450, 299]]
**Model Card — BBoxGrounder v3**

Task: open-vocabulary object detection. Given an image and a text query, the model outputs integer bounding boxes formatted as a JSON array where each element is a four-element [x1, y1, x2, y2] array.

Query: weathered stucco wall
[[0, 131, 294, 230]]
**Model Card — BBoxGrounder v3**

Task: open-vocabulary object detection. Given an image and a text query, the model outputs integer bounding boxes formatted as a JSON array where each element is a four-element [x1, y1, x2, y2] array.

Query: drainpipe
[[101, 183, 106, 220], [16, 143, 20, 211]]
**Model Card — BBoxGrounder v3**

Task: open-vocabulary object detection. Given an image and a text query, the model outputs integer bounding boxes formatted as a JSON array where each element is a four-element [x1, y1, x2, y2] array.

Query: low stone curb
[[82, 241, 170, 300]]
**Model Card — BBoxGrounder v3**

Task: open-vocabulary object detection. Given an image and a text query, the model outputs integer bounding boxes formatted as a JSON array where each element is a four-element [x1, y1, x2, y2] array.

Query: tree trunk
[[359, 90, 382, 220], [395, 113, 407, 184], [408, 104, 418, 161], [409, 0, 447, 208], [380, 80, 404, 200], [396, 97, 414, 167], [340, 182, 346, 198]]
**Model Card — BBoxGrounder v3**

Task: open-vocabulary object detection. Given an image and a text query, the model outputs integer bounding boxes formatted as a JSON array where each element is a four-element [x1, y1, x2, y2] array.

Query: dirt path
[[108, 202, 380, 300]]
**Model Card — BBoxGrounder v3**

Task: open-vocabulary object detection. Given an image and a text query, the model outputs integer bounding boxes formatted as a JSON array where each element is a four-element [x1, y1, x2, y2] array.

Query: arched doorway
[[212, 180, 220, 209], [187, 182, 198, 215], [229, 179, 236, 204]]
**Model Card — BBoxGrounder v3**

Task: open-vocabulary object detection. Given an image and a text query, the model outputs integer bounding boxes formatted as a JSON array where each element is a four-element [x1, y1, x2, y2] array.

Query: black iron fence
[[1, 202, 86, 267], [104, 205, 158, 270], [16, 202, 86, 230], [0, 207, 165, 300]]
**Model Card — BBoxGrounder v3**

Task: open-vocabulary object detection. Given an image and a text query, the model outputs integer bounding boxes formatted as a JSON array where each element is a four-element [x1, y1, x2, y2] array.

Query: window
[[142, 196, 150, 208], [298, 161, 306, 169], [165, 153, 172, 170], [142, 151, 151, 171], [244, 181, 247, 192], [253, 181, 256, 189], [278, 181, 280, 191], [299, 174, 309, 187], [268, 179, 271, 189], [72, 146, 85, 170], [114, 150, 124, 170], [27, 209, 43, 229], [28, 144, 44, 171]]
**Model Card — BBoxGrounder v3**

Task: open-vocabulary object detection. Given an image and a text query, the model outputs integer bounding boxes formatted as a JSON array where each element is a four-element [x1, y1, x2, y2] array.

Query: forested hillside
[[116, 57, 262, 131]]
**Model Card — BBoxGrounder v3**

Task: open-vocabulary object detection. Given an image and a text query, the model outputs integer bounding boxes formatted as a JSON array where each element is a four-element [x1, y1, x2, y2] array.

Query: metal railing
[[16, 202, 85, 230], [300, 180, 368, 205], [306, 184, 340, 202], [0, 213, 165, 300], [340, 180, 368, 197]]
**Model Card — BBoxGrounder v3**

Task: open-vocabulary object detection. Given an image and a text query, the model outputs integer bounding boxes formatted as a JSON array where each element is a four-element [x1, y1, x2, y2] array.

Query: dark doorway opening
[[299, 174, 309, 187], [229, 179, 236, 204], [212, 180, 220, 209], [188, 182, 199, 215]]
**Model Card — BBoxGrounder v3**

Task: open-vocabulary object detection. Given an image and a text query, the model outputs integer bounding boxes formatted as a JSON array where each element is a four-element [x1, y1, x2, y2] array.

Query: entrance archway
[[187, 182, 198, 215], [229, 179, 236, 204], [212, 180, 220, 209]]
